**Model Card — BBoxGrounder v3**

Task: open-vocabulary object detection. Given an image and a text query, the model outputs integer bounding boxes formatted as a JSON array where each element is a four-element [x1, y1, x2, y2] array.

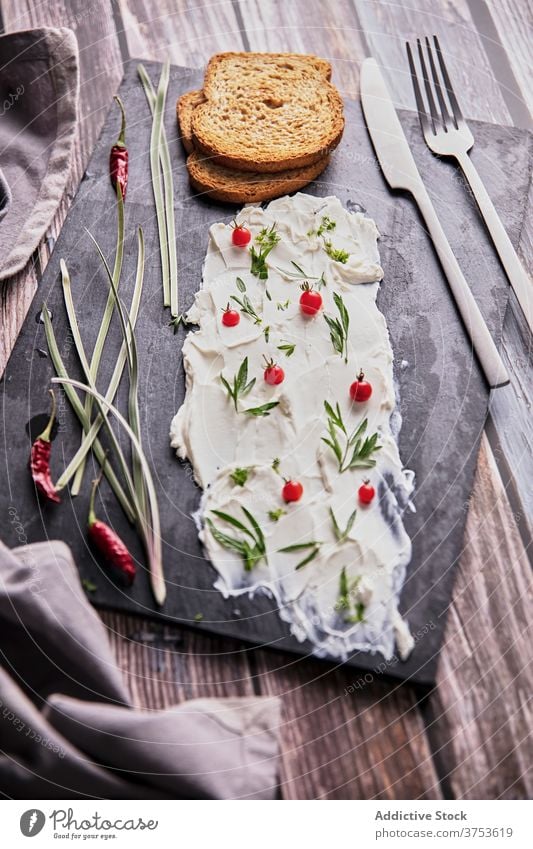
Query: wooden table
[[1, 0, 531, 799]]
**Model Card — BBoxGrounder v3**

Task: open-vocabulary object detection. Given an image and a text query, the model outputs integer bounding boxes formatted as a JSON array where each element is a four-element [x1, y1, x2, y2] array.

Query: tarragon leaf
[[277, 343, 295, 357], [244, 401, 280, 417], [295, 547, 321, 570], [210, 510, 255, 539], [241, 505, 266, 553], [330, 507, 357, 543], [278, 541, 323, 553]]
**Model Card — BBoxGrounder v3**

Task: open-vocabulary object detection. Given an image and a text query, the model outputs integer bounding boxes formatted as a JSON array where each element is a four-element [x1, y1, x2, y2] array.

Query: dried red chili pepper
[[88, 468, 136, 585], [109, 95, 128, 200], [30, 389, 60, 503]]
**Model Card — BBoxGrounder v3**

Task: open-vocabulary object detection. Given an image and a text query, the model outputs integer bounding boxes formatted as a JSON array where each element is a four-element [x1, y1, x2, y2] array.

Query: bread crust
[[186, 150, 330, 204], [176, 90, 205, 154]]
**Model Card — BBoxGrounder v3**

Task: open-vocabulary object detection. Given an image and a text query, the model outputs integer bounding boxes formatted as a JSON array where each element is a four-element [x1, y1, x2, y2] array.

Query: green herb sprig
[[250, 224, 280, 280], [324, 292, 350, 363], [335, 567, 365, 623], [244, 402, 280, 417], [220, 357, 255, 411], [308, 215, 337, 238], [230, 278, 262, 324], [230, 294, 262, 324], [207, 507, 267, 572], [278, 540, 323, 570], [330, 507, 357, 543], [322, 401, 381, 473], [323, 240, 350, 264], [230, 467, 250, 487], [276, 261, 326, 288], [221, 358, 279, 417], [277, 343, 295, 357]]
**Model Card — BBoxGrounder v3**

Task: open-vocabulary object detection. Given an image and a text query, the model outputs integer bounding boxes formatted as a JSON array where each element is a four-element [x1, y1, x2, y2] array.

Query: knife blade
[[360, 58, 509, 389]]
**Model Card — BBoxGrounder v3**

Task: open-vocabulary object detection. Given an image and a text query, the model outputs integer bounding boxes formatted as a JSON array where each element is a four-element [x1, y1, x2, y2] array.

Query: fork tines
[[406, 35, 465, 136]]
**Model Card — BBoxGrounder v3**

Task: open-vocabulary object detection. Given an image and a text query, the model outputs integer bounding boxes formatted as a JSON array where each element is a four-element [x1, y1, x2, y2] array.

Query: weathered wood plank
[[116, 0, 247, 65], [484, 0, 533, 120], [253, 650, 442, 800], [101, 614, 257, 709], [431, 433, 533, 799]]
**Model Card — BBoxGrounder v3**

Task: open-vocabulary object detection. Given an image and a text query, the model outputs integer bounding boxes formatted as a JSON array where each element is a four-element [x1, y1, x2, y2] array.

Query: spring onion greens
[[86, 228, 147, 518], [42, 308, 135, 522], [138, 61, 178, 316], [51, 377, 165, 606], [54, 228, 145, 492], [57, 259, 142, 524], [72, 185, 125, 495]]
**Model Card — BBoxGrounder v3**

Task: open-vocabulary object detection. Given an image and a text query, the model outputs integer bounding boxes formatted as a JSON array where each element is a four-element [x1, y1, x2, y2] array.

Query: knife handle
[[456, 151, 533, 334], [416, 189, 510, 389]]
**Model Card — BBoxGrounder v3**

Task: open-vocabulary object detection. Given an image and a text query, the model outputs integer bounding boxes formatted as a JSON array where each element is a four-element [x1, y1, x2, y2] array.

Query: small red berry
[[358, 479, 375, 505], [263, 357, 285, 386], [350, 369, 373, 402], [299, 283, 322, 316], [222, 304, 240, 327], [231, 222, 251, 247], [282, 479, 303, 503]]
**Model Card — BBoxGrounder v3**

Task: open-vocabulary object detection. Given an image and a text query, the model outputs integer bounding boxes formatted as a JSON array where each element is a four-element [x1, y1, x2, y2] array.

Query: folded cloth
[[0, 540, 281, 799], [0, 168, 11, 222], [0, 27, 79, 281]]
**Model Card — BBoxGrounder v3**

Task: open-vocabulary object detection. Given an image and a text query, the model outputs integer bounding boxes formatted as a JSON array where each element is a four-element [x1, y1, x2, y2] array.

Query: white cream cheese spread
[[171, 193, 415, 661]]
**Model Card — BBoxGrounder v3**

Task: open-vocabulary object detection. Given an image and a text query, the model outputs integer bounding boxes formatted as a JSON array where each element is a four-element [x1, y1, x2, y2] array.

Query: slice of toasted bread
[[191, 52, 344, 173], [186, 149, 330, 204], [176, 90, 206, 154]]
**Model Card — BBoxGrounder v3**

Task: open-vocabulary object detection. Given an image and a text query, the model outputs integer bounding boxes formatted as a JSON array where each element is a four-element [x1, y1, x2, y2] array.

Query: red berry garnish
[[222, 304, 240, 327], [282, 479, 303, 503], [358, 479, 375, 505], [263, 357, 285, 386], [231, 222, 251, 247], [350, 369, 373, 402], [299, 282, 322, 316]]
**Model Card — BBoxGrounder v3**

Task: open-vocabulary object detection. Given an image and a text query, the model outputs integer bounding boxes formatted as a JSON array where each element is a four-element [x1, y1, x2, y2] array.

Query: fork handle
[[415, 188, 509, 388], [456, 151, 533, 334]]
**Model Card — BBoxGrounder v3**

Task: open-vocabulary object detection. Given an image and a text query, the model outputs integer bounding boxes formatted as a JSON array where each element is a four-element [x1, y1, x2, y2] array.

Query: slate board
[[1, 60, 530, 686]]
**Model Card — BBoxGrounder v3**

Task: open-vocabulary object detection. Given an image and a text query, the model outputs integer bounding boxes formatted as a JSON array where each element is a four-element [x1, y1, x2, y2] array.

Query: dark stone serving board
[[1, 60, 530, 686]]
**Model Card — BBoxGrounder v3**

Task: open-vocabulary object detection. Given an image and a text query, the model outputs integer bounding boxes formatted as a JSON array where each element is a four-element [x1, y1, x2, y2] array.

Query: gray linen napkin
[[0, 540, 281, 799], [0, 27, 79, 281]]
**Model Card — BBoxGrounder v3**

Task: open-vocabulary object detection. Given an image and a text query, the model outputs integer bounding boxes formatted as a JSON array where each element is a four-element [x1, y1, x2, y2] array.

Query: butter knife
[[360, 58, 509, 389]]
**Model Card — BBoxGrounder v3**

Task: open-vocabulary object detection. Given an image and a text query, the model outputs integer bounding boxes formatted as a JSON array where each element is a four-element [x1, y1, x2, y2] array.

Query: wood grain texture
[[432, 434, 532, 799], [252, 650, 442, 799], [485, 0, 533, 119], [100, 614, 257, 709], [116, 0, 247, 64], [0, 0, 531, 800]]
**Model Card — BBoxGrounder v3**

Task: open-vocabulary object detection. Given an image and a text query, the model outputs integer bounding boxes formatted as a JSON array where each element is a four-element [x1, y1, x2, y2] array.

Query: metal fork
[[406, 35, 533, 334]]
